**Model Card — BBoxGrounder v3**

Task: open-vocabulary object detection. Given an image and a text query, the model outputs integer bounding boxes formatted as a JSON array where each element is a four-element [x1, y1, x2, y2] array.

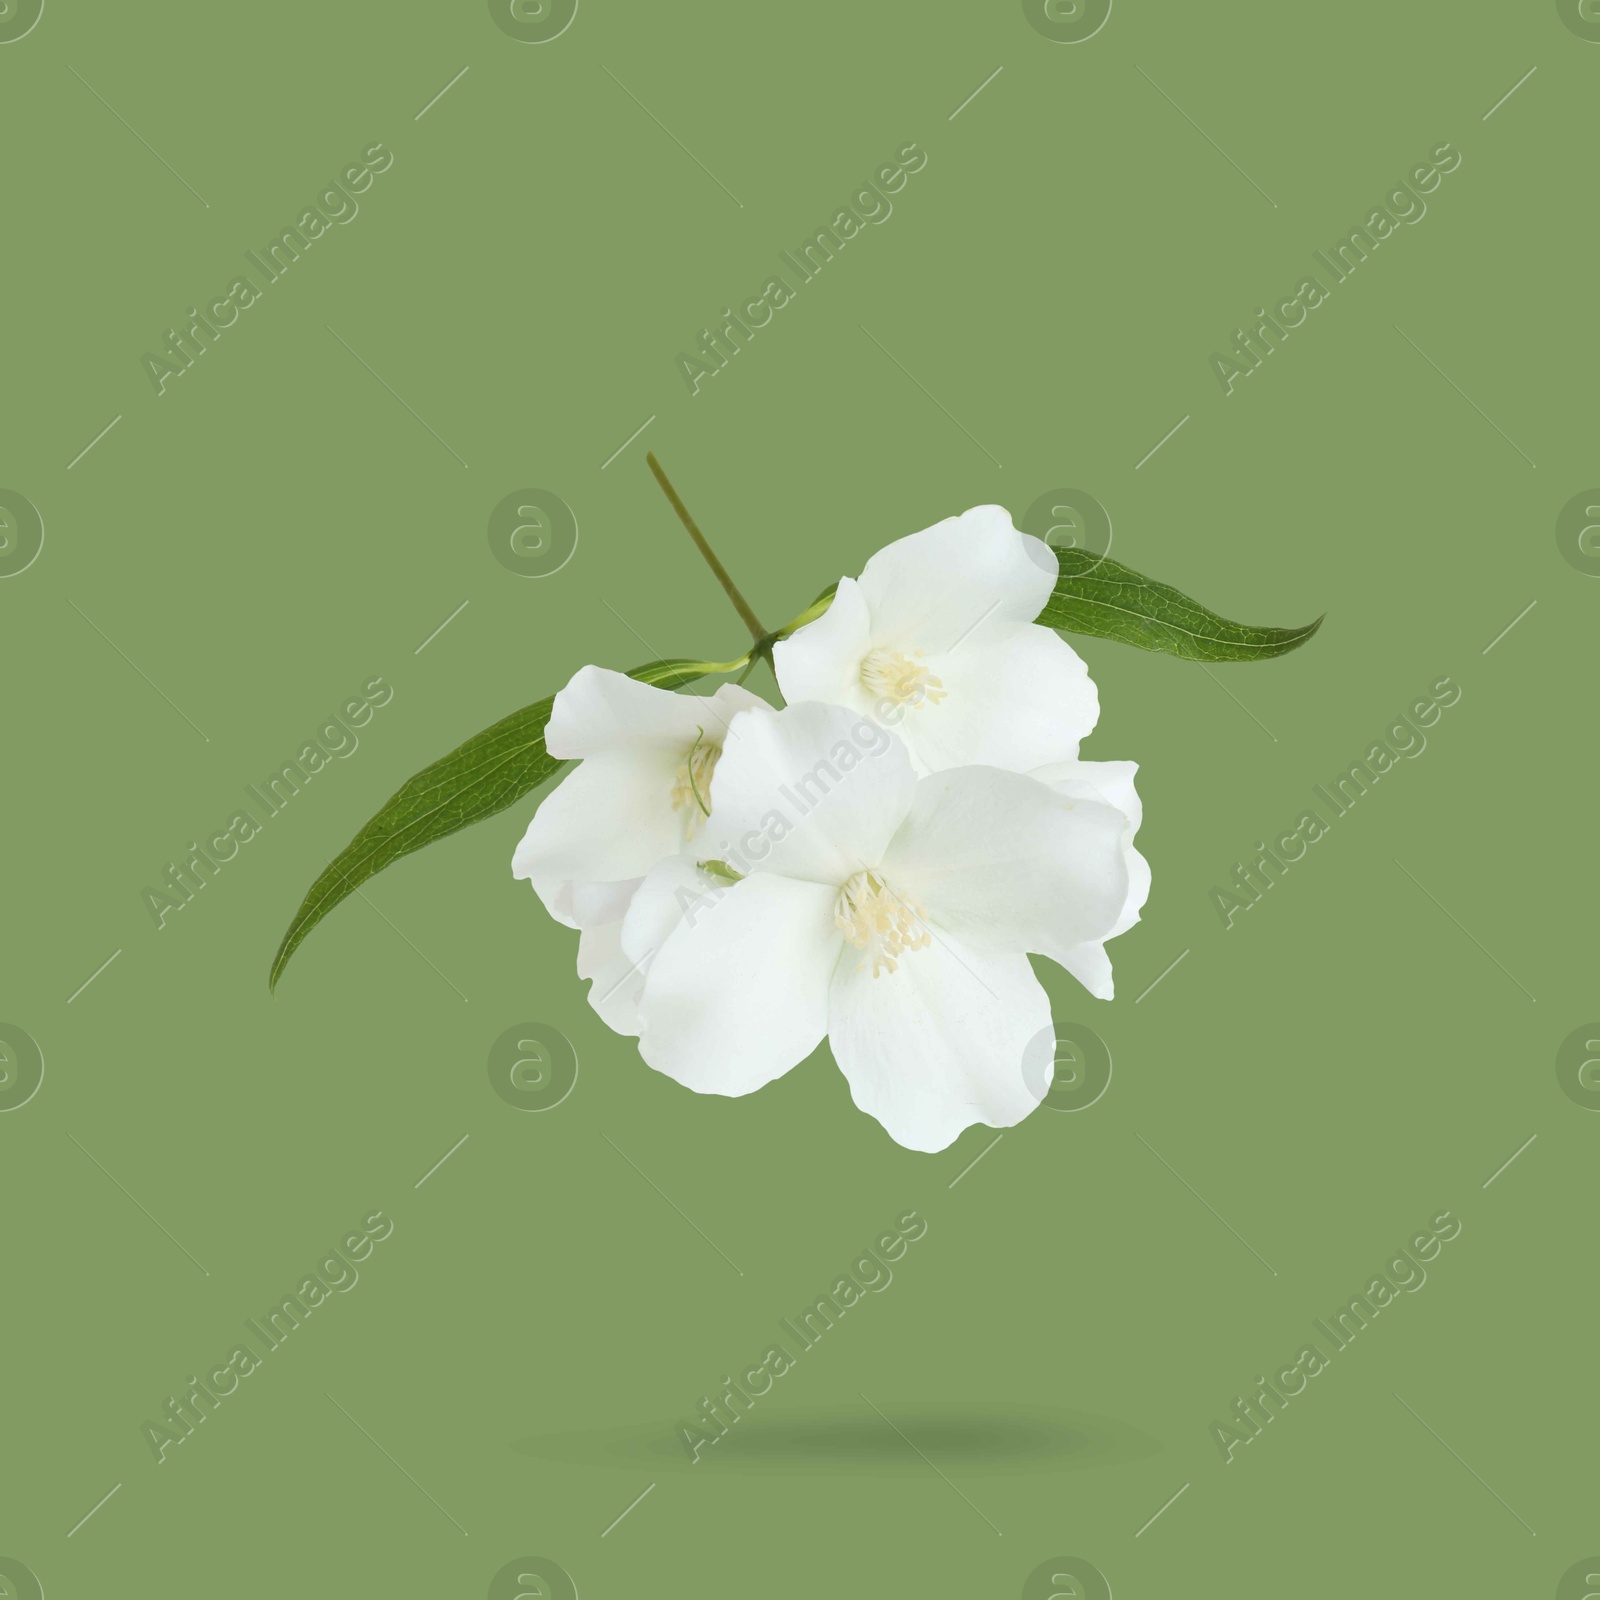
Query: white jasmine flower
[[511, 663, 767, 952], [772, 505, 1098, 775], [617, 702, 1134, 1152]]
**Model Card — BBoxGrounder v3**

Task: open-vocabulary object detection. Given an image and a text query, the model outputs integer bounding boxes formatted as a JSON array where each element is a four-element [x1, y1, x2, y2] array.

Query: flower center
[[859, 647, 946, 709], [834, 870, 931, 978], [669, 729, 721, 838]]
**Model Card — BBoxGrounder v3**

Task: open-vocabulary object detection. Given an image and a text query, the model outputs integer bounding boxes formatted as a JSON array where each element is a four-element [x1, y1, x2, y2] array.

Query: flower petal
[[512, 748, 685, 927], [903, 621, 1098, 774], [854, 505, 1056, 654], [619, 856, 721, 969], [705, 701, 916, 886], [576, 918, 646, 1036], [545, 665, 764, 759], [771, 577, 876, 716], [570, 877, 642, 928], [1032, 757, 1141, 831], [571, 856, 731, 1039], [1028, 758, 1151, 998], [633, 869, 841, 1096], [1049, 940, 1116, 1001], [884, 765, 1128, 956], [1031, 759, 1148, 934], [828, 940, 1051, 1152]]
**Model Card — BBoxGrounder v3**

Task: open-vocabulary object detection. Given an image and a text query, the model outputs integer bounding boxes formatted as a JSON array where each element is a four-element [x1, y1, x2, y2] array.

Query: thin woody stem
[[646, 452, 767, 643]]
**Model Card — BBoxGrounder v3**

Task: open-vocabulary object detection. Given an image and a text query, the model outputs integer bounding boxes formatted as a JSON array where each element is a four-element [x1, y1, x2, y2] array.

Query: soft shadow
[[513, 1402, 1160, 1478]]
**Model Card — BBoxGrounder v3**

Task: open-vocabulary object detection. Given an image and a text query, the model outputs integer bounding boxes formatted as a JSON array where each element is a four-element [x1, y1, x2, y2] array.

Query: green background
[[3, 2, 1594, 1595]]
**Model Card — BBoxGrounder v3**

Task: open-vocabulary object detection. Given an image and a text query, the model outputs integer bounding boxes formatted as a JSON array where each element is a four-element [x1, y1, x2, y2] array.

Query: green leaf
[[770, 581, 838, 643], [269, 656, 726, 991], [1040, 550, 1323, 662]]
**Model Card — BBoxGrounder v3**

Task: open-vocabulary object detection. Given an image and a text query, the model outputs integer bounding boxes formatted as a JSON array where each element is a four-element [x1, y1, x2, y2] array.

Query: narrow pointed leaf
[[1040, 550, 1323, 661], [770, 582, 838, 644], [269, 657, 722, 990]]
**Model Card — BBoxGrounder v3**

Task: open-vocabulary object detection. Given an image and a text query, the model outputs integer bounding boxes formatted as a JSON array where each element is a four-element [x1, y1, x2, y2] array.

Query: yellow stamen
[[669, 731, 722, 838], [834, 870, 931, 977], [859, 646, 946, 709]]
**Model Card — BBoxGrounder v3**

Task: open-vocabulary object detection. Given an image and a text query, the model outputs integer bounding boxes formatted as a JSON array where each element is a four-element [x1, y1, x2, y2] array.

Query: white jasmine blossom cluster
[[514, 507, 1148, 1152]]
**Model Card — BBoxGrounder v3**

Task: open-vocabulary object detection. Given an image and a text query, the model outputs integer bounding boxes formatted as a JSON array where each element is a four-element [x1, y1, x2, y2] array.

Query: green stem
[[647, 453, 767, 643]]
